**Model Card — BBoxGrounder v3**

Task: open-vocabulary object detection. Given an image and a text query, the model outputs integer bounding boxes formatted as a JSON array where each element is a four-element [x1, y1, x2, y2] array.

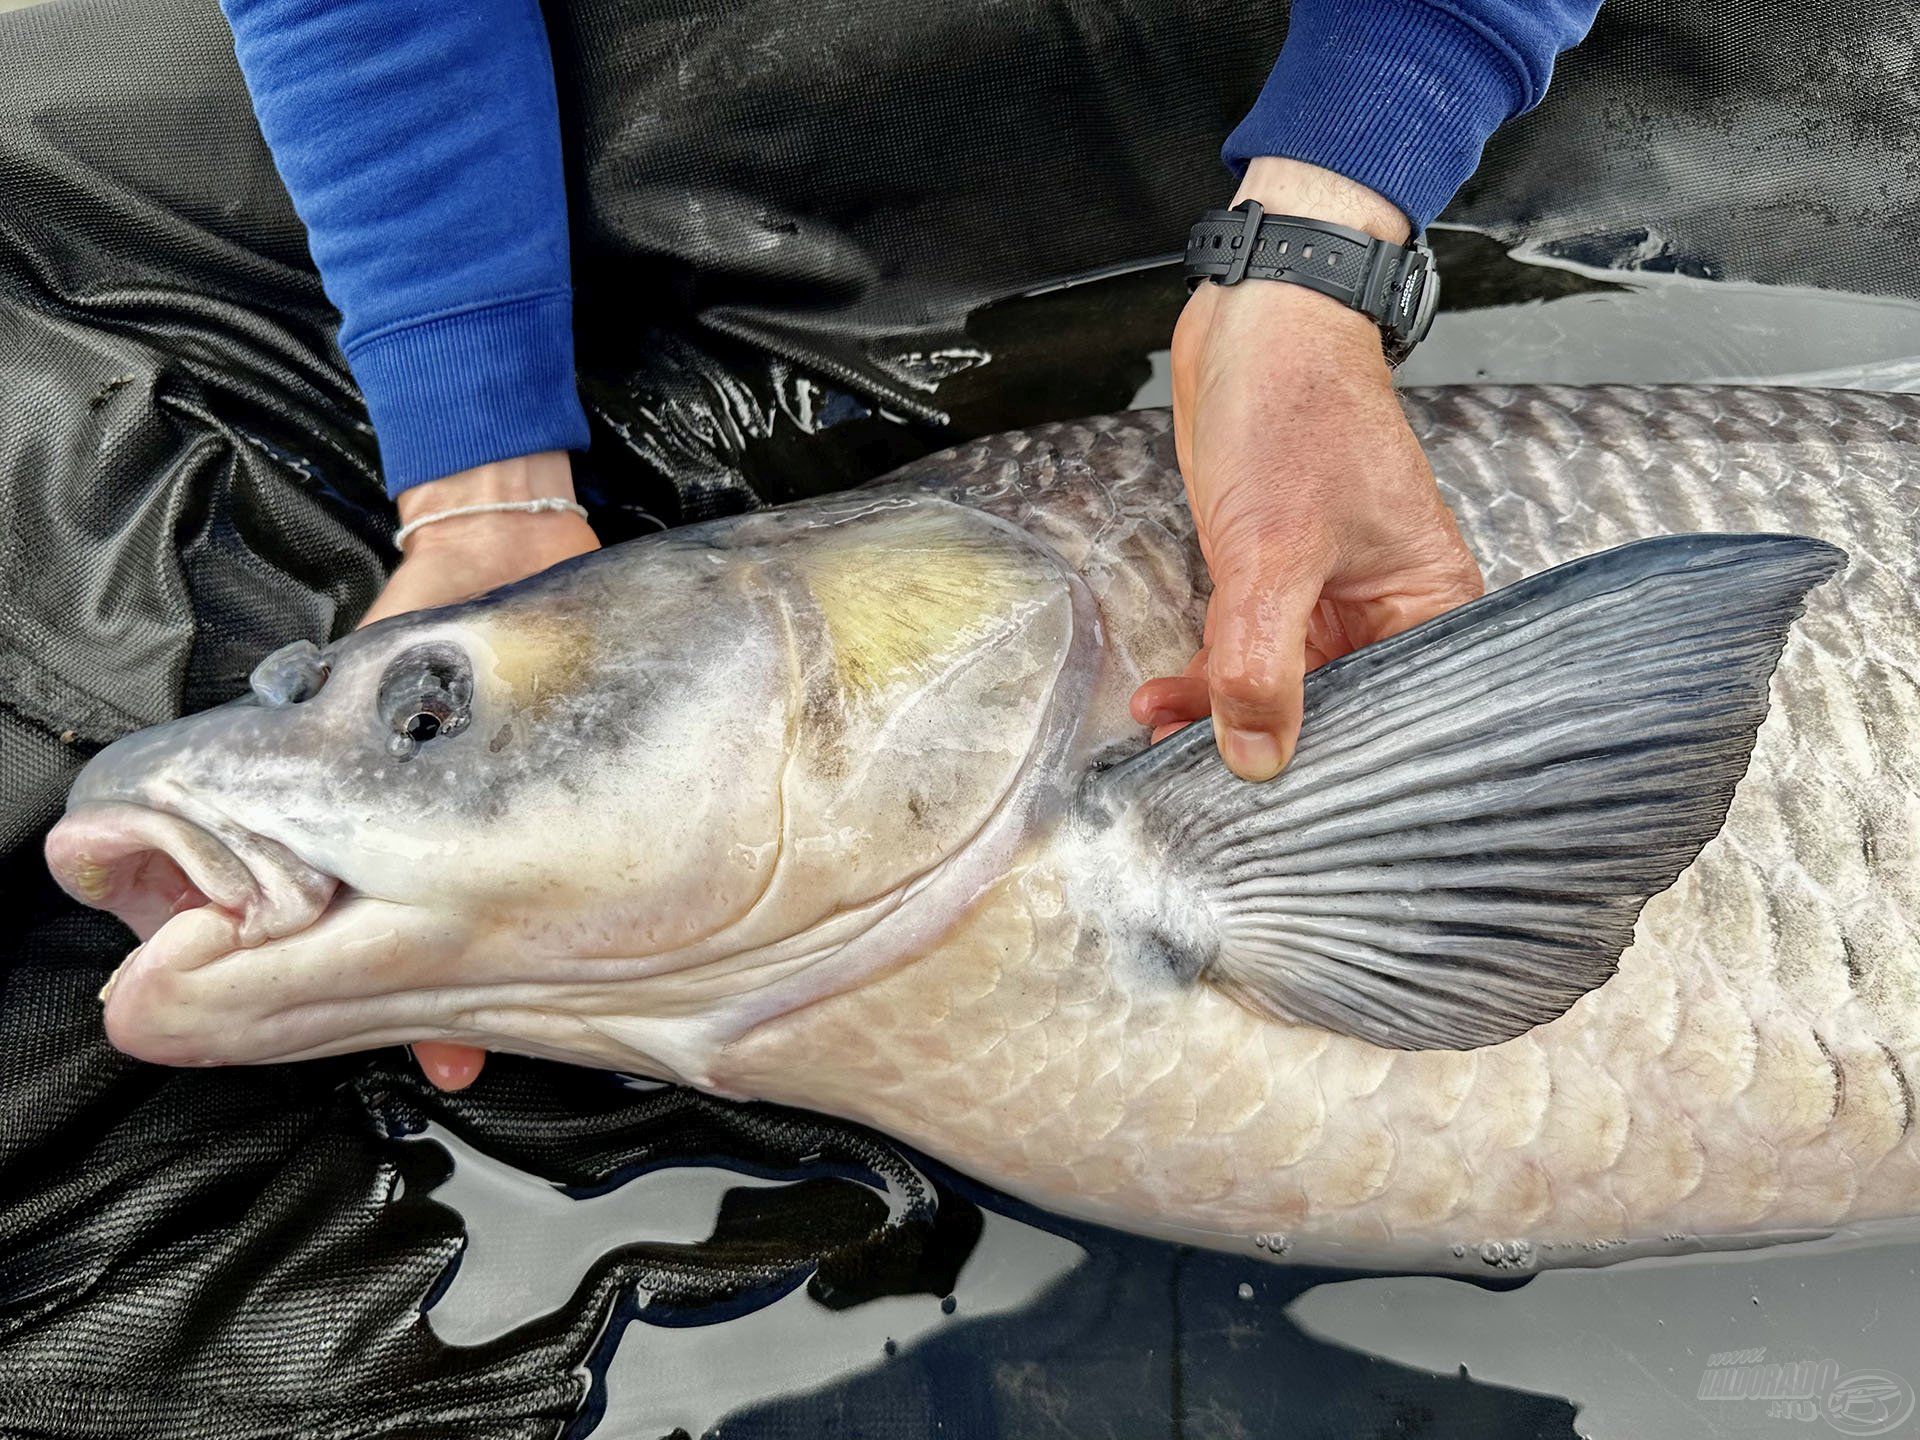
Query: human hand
[[1130, 157, 1484, 781], [357, 450, 598, 1090]]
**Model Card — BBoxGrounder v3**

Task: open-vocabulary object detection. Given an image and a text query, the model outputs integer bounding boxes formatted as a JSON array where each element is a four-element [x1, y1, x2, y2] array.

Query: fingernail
[[1222, 727, 1285, 782], [99, 946, 139, 1003]]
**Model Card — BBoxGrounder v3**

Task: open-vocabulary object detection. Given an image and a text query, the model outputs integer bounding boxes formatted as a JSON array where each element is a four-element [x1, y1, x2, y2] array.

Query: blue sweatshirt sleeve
[[220, 0, 591, 497], [1225, 0, 1603, 232]]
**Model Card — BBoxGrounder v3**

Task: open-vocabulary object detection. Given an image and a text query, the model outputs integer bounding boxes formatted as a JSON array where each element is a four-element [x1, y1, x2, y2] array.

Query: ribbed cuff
[[1224, 0, 1529, 232], [344, 291, 593, 497]]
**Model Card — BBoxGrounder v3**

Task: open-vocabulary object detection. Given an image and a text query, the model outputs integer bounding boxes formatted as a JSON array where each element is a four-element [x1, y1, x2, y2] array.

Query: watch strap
[[1184, 201, 1438, 364]]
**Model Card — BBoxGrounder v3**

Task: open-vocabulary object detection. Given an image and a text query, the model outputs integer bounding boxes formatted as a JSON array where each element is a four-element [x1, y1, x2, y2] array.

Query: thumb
[[412, 1040, 486, 1091], [1206, 563, 1321, 782]]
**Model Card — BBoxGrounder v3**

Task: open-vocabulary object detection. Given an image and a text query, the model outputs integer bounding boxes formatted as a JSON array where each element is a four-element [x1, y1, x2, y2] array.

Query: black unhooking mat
[[0, 0, 1914, 1435]]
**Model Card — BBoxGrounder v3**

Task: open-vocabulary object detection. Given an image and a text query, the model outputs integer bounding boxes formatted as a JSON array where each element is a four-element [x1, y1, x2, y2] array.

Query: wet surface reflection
[[392, 1081, 1585, 1439], [400, 1097, 1920, 1438]]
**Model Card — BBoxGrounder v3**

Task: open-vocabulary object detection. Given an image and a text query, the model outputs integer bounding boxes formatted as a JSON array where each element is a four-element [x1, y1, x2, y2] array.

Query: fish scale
[[726, 386, 1920, 1268]]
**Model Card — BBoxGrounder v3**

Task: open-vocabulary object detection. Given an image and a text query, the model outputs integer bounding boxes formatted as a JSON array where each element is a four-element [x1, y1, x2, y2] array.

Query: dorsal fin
[[1081, 533, 1846, 1050]]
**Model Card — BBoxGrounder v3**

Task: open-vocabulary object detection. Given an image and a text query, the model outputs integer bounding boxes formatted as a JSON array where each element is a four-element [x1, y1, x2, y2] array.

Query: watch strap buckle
[[1213, 198, 1264, 286]]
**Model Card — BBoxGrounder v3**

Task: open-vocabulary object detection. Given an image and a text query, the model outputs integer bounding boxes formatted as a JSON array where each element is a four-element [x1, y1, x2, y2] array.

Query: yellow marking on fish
[[795, 516, 1037, 699], [473, 615, 595, 714]]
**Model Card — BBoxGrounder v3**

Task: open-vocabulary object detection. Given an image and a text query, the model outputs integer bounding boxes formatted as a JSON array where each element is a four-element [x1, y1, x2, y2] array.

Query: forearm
[[220, 0, 590, 495]]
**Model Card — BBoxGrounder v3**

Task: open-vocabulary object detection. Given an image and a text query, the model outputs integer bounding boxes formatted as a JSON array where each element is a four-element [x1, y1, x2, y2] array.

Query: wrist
[[1232, 157, 1410, 246], [394, 451, 578, 528], [394, 452, 589, 557], [1184, 266, 1393, 383], [1193, 158, 1415, 369]]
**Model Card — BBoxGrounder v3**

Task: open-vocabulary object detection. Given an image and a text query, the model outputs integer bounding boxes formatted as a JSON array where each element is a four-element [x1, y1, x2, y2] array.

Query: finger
[[1336, 506, 1486, 648], [1131, 674, 1210, 728], [1348, 576, 1485, 648], [1302, 596, 1354, 672], [1130, 640, 1210, 726], [412, 1041, 487, 1091], [1131, 647, 1210, 728], [1207, 568, 1320, 782]]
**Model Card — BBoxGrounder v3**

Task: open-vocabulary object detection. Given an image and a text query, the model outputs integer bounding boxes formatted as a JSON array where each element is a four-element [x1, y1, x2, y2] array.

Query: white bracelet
[[392, 496, 590, 552]]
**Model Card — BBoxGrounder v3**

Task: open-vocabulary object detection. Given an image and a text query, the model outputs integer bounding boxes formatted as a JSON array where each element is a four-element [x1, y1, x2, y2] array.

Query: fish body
[[46, 385, 1920, 1272]]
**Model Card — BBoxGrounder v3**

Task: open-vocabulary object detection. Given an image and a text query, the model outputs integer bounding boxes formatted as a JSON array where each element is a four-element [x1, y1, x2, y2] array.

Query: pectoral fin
[[1082, 533, 1845, 1051]]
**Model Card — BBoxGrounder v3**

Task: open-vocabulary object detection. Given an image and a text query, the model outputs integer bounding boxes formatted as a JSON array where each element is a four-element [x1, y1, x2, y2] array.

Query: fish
[[43, 384, 1920, 1274]]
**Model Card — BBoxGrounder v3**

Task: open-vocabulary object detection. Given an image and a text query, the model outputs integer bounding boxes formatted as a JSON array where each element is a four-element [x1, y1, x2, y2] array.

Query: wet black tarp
[[0, 0, 1913, 1434]]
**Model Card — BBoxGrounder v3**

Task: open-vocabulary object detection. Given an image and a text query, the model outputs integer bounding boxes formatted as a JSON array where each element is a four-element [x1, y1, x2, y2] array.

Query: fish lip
[[103, 892, 456, 1069], [45, 799, 339, 958]]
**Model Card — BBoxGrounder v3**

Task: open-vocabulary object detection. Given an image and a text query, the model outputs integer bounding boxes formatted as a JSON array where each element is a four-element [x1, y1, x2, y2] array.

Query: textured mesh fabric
[[1454, 0, 1920, 298], [0, 0, 386, 756], [0, 0, 1911, 1434]]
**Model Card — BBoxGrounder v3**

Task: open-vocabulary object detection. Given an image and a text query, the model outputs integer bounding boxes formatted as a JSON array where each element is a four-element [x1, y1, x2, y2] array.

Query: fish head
[[46, 531, 801, 1075], [45, 498, 1087, 1081]]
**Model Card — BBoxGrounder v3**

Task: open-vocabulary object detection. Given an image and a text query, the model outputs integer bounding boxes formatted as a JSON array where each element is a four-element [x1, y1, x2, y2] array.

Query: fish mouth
[[44, 801, 340, 1061]]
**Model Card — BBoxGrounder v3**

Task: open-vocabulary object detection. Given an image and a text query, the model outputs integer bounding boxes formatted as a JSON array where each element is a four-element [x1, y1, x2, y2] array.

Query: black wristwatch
[[1184, 200, 1439, 365]]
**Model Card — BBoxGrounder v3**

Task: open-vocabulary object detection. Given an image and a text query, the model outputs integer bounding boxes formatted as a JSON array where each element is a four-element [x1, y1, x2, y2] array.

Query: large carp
[[44, 385, 1920, 1273]]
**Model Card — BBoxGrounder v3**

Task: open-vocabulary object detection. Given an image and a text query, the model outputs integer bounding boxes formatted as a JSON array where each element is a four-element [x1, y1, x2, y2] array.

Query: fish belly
[[726, 386, 1920, 1267]]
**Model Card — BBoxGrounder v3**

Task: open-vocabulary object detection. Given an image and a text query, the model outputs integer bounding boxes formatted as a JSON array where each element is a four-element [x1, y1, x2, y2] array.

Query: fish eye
[[377, 643, 473, 760]]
